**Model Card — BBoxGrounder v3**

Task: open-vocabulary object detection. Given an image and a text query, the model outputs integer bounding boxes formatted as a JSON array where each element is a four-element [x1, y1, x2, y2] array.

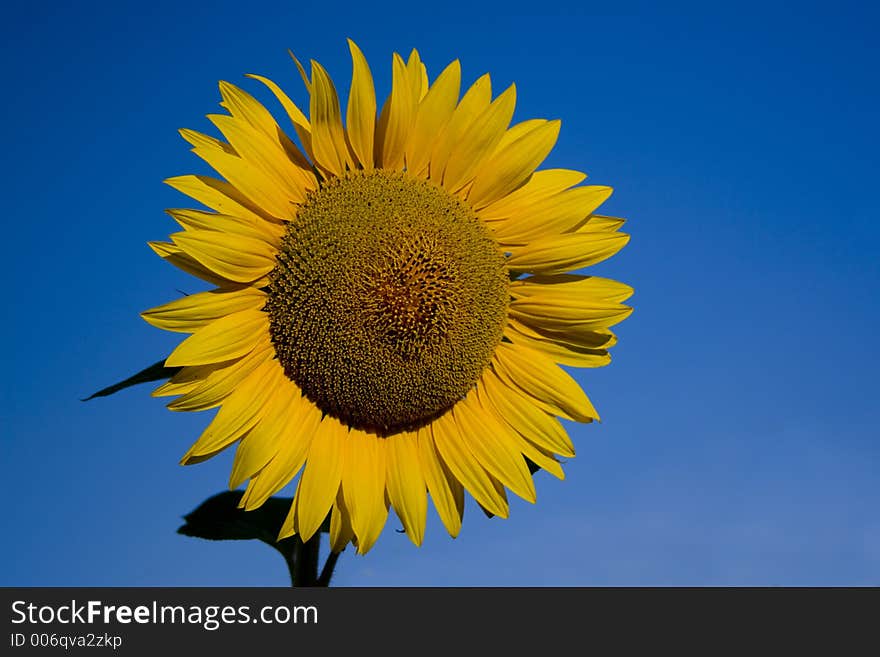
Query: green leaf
[[179, 492, 334, 587], [177, 491, 330, 548], [82, 359, 180, 401], [178, 491, 290, 545]]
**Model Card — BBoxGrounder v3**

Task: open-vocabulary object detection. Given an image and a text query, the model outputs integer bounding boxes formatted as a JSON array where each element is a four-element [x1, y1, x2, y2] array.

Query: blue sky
[[2, 0, 877, 585]]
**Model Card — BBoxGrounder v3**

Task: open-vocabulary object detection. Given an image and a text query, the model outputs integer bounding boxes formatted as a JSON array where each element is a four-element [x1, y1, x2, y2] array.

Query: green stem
[[290, 535, 321, 587], [317, 550, 341, 587], [281, 539, 298, 586]]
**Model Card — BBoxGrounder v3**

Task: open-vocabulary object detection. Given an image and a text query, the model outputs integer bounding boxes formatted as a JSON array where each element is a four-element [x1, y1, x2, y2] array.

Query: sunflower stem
[[282, 541, 298, 586], [317, 550, 341, 587], [290, 534, 321, 587]]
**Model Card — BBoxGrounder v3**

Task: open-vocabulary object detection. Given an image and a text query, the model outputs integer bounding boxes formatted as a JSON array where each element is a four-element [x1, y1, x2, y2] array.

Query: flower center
[[265, 170, 509, 435]]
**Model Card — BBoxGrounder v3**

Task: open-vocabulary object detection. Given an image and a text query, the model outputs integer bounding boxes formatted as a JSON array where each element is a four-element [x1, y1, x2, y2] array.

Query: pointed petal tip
[[228, 468, 248, 491], [297, 525, 319, 544]]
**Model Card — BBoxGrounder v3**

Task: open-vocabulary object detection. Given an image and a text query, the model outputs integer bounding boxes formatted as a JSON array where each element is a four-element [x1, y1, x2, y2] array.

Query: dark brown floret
[[264, 170, 509, 435]]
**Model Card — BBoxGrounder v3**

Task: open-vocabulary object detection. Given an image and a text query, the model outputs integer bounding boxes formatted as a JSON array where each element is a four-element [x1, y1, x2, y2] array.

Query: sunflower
[[144, 41, 632, 555]]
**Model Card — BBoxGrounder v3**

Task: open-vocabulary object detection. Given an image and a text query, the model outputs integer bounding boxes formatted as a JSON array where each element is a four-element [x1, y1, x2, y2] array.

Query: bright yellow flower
[[144, 41, 632, 554]]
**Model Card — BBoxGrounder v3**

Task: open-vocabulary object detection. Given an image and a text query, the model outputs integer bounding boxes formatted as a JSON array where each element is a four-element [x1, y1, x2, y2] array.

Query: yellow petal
[[152, 379, 202, 398], [493, 342, 599, 423], [180, 358, 282, 462], [164, 174, 275, 224], [147, 241, 229, 286], [164, 308, 269, 367], [478, 476, 509, 519], [385, 431, 427, 546], [346, 39, 376, 170], [504, 321, 611, 368], [417, 427, 463, 538], [217, 80, 277, 134], [492, 119, 546, 155], [150, 361, 210, 397], [418, 67, 429, 100], [577, 214, 627, 233], [244, 73, 314, 163], [170, 230, 276, 283], [454, 392, 536, 503], [517, 442, 565, 480], [509, 296, 632, 332], [342, 430, 389, 554], [142, 287, 265, 333], [288, 50, 311, 92], [431, 412, 509, 518], [477, 374, 568, 479], [179, 129, 297, 220], [208, 113, 313, 204], [241, 399, 321, 510], [329, 489, 355, 553], [167, 341, 272, 411], [167, 208, 283, 243], [179, 127, 233, 154], [309, 60, 354, 177], [494, 186, 613, 243], [405, 60, 461, 177], [511, 274, 634, 303], [468, 120, 560, 209], [405, 49, 427, 102], [229, 378, 300, 489], [476, 381, 566, 480], [218, 80, 313, 172], [506, 231, 630, 275], [289, 416, 347, 542], [152, 362, 225, 398], [479, 368, 575, 457], [479, 168, 587, 221], [429, 73, 492, 184], [507, 274, 632, 355], [375, 53, 416, 170], [442, 84, 517, 193], [511, 313, 617, 347]]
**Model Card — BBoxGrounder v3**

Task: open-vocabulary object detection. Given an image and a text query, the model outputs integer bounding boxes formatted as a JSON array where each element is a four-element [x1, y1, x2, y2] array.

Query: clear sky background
[[2, 0, 877, 586]]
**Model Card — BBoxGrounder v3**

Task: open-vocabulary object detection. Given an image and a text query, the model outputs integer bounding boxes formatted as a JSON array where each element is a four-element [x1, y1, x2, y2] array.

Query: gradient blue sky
[[2, 0, 877, 586]]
